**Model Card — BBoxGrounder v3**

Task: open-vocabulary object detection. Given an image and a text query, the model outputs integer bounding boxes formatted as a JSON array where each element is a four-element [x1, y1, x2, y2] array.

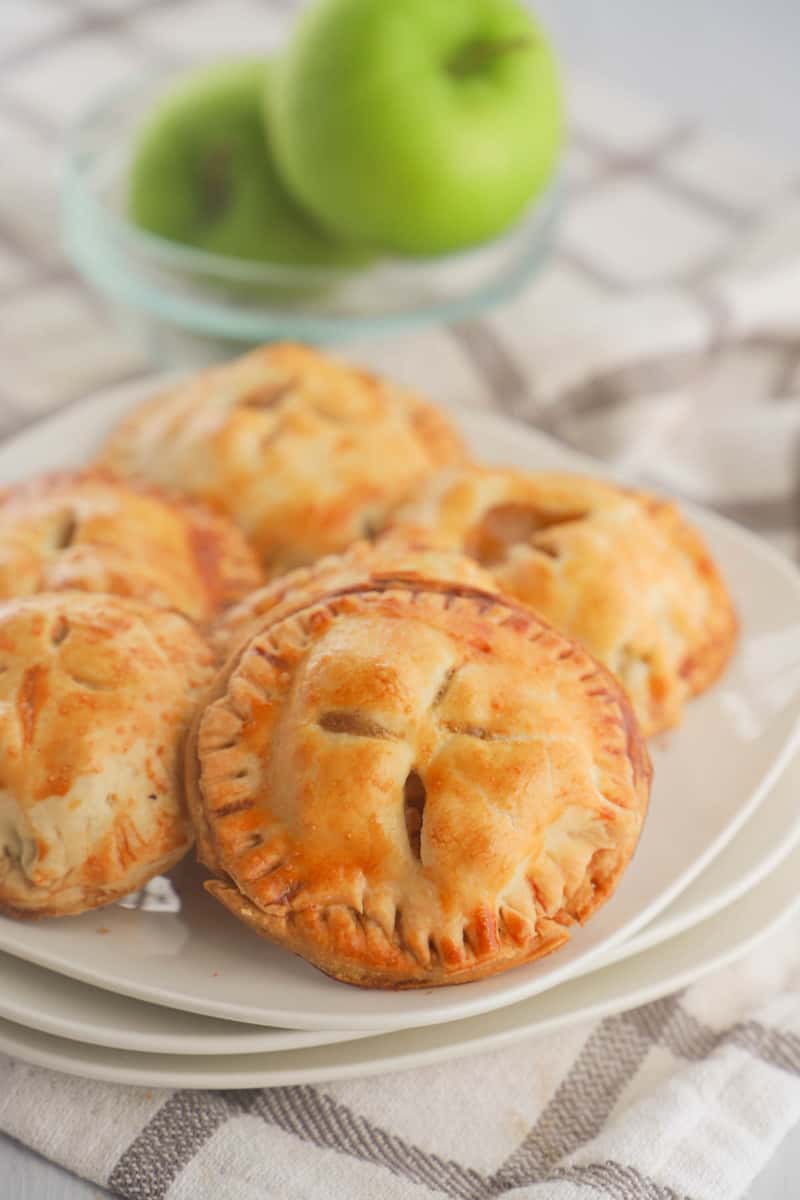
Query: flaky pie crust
[[99, 343, 467, 574], [0, 592, 215, 918], [187, 580, 651, 988], [392, 469, 737, 735], [0, 469, 263, 623], [211, 537, 497, 661]]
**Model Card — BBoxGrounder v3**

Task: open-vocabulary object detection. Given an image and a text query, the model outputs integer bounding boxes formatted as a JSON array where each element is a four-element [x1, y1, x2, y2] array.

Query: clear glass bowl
[[62, 68, 561, 363]]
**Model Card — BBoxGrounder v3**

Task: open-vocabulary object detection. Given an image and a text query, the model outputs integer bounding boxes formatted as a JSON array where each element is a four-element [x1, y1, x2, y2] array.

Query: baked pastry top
[[212, 537, 497, 660], [392, 469, 737, 736], [188, 580, 651, 988], [0, 470, 263, 623], [99, 344, 467, 574], [0, 592, 215, 918]]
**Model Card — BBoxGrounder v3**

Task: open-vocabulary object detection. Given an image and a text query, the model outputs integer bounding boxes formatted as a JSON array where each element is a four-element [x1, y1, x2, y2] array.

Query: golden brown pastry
[[391, 468, 737, 735], [0, 593, 215, 918], [99, 344, 467, 575], [0, 470, 263, 623], [211, 537, 498, 661], [187, 579, 651, 988]]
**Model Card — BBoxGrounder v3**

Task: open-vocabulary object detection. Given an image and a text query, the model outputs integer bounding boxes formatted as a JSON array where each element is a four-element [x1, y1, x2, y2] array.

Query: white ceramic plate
[[3, 741, 800, 1057], [0, 950, 364, 1055], [1, 842, 798, 1088], [1, 379, 800, 1033]]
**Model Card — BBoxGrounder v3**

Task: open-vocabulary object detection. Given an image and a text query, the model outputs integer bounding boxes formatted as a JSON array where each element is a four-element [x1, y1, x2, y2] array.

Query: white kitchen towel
[[1, 2, 800, 1198]]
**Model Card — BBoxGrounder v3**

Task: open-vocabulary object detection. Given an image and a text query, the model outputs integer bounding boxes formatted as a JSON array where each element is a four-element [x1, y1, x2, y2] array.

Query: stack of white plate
[[2, 381, 799, 1090]]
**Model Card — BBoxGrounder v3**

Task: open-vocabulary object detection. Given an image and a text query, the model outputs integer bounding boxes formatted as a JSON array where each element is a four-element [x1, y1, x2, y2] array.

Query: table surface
[[2, 0, 799, 1195]]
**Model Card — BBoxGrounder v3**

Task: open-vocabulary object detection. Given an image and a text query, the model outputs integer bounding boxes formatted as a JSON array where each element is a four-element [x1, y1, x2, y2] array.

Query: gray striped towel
[[2, 1, 800, 1195], [1, 927, 799, 1199]]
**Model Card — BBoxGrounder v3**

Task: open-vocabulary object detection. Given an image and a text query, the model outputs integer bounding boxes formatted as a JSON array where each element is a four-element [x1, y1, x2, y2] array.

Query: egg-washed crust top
[[0, 592, 215, 918], [391, 468, 738, 736], [98, 343, 468, 574], [0, 469, 263, 624], [188, 578, 651, 989]]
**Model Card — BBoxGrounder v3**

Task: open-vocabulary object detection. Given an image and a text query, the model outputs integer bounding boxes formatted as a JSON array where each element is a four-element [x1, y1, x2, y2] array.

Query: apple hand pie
[[211, 537, 498, 661], [0, 593, 215, 918], [187, 579, 651, 988], [99, 343, 467, 575], [0, 470, 263, 623], [391, 468, 737, 736]]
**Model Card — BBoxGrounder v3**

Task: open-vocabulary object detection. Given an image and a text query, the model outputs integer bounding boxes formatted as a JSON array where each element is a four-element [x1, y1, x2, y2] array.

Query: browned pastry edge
[[185, 639, 251, 874], [0, 842, 190, 921], [209, 540, 499, 666], [641, 494, 739, 704], [203, 879, 573, 988]]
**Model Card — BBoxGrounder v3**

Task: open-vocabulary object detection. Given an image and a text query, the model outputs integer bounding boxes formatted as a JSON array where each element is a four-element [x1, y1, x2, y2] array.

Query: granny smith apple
[[130, 59, 368, 266], [267, 0, 562, 256]]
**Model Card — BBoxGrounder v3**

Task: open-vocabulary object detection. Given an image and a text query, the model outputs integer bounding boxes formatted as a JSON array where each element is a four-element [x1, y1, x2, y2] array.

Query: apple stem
[[449, 35, 533, 76]]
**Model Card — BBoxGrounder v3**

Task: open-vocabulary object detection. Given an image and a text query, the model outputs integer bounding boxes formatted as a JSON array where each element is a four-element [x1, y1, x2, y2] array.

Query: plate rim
[[0, 843, 797, 1088], [3, 743, 800, 1055]]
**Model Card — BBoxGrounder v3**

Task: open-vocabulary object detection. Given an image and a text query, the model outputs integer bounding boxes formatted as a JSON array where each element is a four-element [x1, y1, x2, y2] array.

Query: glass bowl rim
[[62, 64, 563, 342]]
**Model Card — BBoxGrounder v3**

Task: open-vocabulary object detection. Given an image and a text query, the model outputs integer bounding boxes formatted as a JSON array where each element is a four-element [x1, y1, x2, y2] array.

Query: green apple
[[267, 0, 562, 257], [129, 59, 369, 266]]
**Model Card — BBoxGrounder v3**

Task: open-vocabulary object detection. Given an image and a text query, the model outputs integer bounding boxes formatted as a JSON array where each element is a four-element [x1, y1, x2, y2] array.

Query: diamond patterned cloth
[[1, 2, 800, 1198]]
